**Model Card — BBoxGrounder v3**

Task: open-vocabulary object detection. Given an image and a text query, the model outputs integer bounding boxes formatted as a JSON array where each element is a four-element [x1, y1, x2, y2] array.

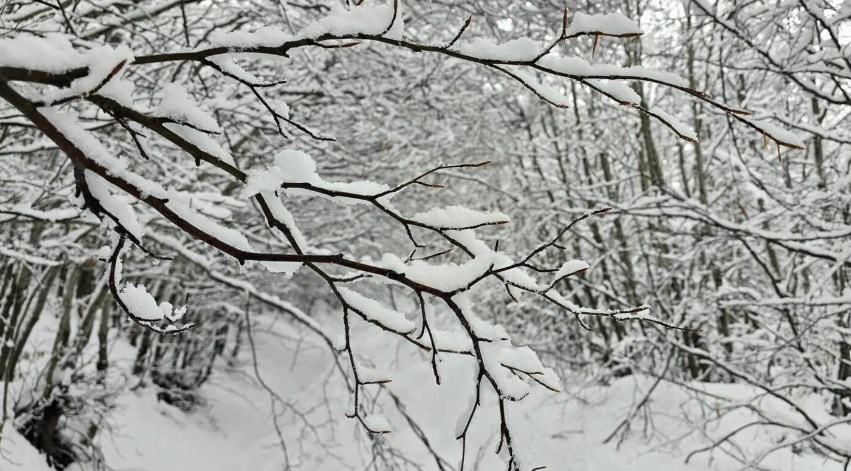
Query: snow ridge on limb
[[242, 149, 389, 201], [106, 235, 193, 333], [338, 287, 416, 335], [410, 205, 509, 230]]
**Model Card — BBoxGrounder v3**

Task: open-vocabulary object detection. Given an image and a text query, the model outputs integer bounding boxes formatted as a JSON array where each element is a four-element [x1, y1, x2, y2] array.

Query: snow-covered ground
[[2, 312, 843, 471], [1, 427, 53, 471]]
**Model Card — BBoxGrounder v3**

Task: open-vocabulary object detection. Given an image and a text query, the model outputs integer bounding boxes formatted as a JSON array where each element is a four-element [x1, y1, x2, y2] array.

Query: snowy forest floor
[[1, 310, 842, 471]]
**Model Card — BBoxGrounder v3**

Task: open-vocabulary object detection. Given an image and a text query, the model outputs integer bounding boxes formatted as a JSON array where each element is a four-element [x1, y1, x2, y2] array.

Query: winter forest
[[0, 0, 850, 470]]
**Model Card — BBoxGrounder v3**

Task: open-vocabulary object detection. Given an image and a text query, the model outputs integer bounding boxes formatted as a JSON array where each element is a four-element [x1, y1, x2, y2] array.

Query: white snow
[[445, 229, 493, 256], [0, 427, 53, 471], [2, 206, 80, 222], [260, 261, 301, 276], [84, 171, 144, 240], [0, 34, 85, 72], [40, 108, 254, 254], [242, 150, 389, 202], [454, 390, 477, 438], [300, 2, 404, 40], [210, 1, 405, 48], [552, 259, 590, 283], [209, 26, 292, 48], [508, 67, 572, 107], [207, 56, 261, 84], [158, 301, 187, 322], [36, 45, 133, 106], [565, 12, 643, 37], [481, 342, 530, 400], [652, 108, 698, 141], [447, 230, 540, 292], [157, 83, 222, 133], [431, 329, 474, 352], [259, 190, 308, 250], [41, 108, 131, 174], [454, 293, 510, 342], [537, 55, 688, 87], [119, 283, 167, 322], [586, 79, 641, 105], [338, 287, 416, 335], [411, 205, 509, 229], [162, 123, 236, 166], [458, 37, 540, 61], [6, 305, 844, 471], [533, 367, 562, 392], [498, 346, 546, 374], [742, 116, 807, 148], [99, 77, 136, 108], [362, 414, 393, 433], [44, 111, 236, 250], [376, 252, 493, 293], [167, 200, 252, 251], [356, 363, 392, 384]]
